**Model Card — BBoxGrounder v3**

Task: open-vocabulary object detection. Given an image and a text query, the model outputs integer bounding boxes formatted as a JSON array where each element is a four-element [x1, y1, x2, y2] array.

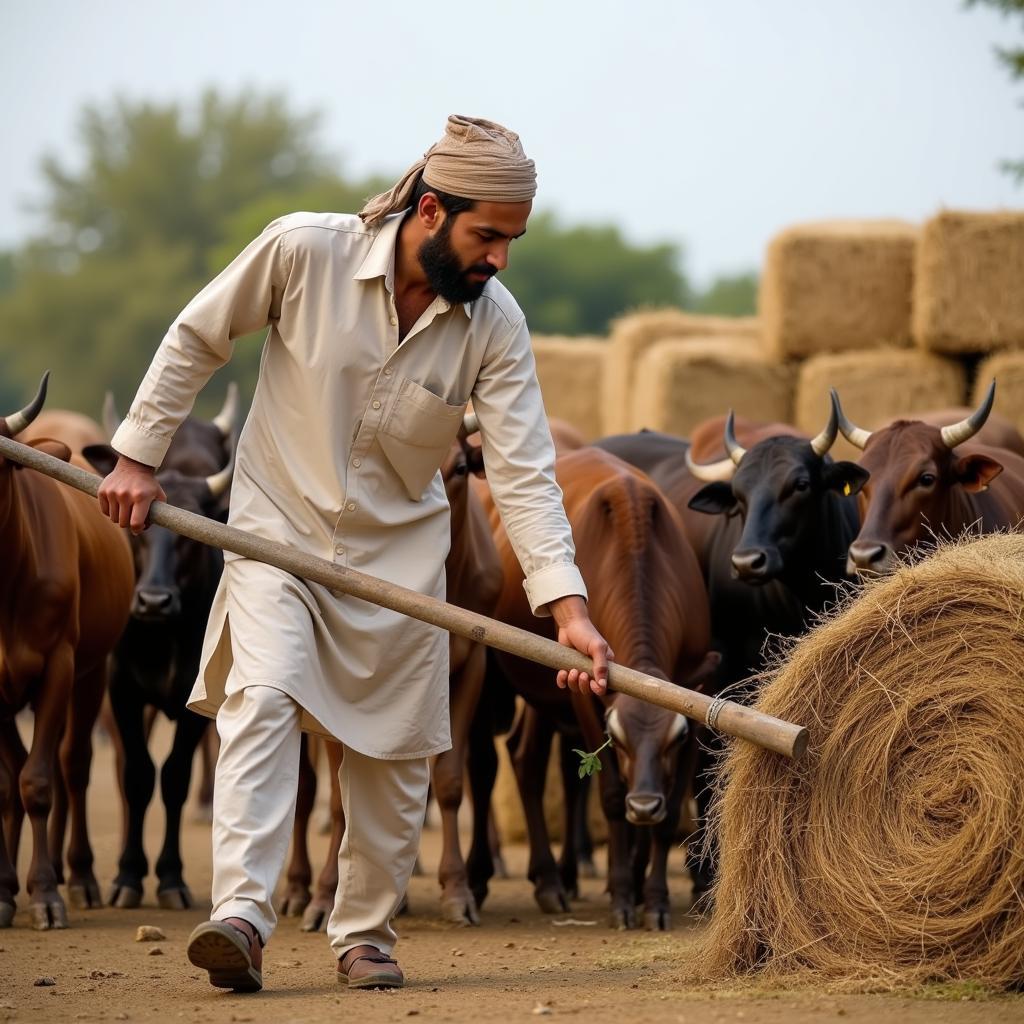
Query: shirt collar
[[353, 210, 474, 319]]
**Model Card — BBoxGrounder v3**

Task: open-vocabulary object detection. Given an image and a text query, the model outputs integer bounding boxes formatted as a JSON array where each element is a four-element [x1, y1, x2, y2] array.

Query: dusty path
[[1, 721, 1021, 1023]]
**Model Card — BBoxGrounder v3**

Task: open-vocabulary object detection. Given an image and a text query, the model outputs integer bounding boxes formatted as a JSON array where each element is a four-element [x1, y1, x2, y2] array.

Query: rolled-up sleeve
[[471, 317, 587, 616], [111, 221, 293, 467]]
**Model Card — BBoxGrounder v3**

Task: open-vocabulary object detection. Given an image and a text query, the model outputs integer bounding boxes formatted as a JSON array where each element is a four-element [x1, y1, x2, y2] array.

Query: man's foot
[[337, 944, 404, 989], [187, 917, 264, 992]]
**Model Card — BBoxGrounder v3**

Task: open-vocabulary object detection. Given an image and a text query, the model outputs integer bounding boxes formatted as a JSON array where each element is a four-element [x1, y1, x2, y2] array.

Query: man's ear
[[82, 443, 119, 476], [417, 191, 442, 231], [687, 482, 736, 516], [27, 438, 72, 464], [955, 453, 1004, 493], [822, 460, 870, 497]]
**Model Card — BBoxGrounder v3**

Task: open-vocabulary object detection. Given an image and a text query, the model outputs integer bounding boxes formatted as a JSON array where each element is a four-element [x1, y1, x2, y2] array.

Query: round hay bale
[[701, 533, 1024, 988]]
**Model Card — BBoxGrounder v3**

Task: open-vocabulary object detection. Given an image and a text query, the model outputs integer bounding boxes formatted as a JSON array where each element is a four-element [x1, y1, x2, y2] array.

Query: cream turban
[[358, 114, 537, 227]]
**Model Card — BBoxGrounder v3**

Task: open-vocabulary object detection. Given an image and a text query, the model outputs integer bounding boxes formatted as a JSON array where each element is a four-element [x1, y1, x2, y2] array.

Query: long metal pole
[[0, 435, 808, 760]]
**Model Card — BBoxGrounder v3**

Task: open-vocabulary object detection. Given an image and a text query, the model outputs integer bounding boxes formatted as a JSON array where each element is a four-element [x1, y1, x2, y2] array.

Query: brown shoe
[[187, 917, 264, 992], [337, 944, 404, 989]]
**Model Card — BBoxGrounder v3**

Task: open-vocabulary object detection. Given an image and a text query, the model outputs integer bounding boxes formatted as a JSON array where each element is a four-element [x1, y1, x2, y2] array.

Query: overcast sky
[[3, 0, 1021, 285]]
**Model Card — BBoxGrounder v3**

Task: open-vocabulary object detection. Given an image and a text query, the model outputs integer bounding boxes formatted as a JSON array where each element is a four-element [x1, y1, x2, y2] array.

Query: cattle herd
[[2, 370, 1023, 939]]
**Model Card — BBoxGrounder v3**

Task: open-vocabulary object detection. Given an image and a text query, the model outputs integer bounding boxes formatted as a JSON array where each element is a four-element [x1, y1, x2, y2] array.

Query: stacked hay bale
[[631, 335, 793, 437], [602, 311, 760, 435], [975, 350, 1024, 435], [796, 348, 967, 460], [760, 220, 917, 361], [701, 533, 1024, 989], [914, 211, 1024, 354], [531, 335, 607, 441]]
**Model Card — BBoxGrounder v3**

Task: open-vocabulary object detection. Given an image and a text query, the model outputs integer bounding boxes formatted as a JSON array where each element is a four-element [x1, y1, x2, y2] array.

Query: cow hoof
[[610, 905, 637, 930], [0, 901, 14, 928], [157, 886, 194, 910], [67, 880, 102, 909], [441, 894, 480, 926], [300, 899, 331, 932], [30, 898, 69, 930], [109, 884, 143, 909], [535, 887, 570, 914], [278, 891, 311, 917], [644, 909, 671, 931]]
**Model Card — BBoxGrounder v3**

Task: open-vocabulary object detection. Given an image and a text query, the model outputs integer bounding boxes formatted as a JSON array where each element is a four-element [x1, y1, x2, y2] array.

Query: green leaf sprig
[[572, 734, 613, 778]]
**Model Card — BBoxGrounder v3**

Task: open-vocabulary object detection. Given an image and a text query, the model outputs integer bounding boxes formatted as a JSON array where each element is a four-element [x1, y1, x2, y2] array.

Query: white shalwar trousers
[[209, 684, 430, 957]]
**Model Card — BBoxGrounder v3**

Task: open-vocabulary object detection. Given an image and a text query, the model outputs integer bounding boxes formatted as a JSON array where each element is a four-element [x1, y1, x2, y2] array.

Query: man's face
[[418, 199, 531, 304]]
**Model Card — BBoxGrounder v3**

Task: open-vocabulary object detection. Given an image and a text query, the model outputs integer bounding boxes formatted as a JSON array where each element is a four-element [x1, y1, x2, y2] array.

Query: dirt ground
[[1, 720, 1022, 1024]]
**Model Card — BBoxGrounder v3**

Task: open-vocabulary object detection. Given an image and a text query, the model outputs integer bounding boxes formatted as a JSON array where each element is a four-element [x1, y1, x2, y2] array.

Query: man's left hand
[[548, 595, 614, 697]]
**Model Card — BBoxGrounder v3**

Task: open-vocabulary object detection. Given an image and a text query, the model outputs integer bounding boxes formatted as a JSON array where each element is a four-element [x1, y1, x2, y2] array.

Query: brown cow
[[475, 446, 713, 929], [280, 429, 504, 928], [834, 384, 1024, 574], [0, 375, 134, 929]]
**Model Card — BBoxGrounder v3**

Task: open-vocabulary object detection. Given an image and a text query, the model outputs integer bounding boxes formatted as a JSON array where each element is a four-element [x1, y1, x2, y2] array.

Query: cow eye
[[918, 472, 936, 488], [793, 478, 810, 493]]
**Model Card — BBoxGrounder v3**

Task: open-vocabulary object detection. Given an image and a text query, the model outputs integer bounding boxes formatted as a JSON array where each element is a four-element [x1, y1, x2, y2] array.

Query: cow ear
[[687, 482, 736, 515], [82, 443, 119, 476], [26, 438, 72, 464], [955, 453, 1004, 493], [822, 461, 870, 497]]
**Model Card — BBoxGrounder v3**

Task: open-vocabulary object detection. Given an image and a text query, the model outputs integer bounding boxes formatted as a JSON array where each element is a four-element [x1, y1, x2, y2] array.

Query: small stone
[[115, 1015, 129, 1021], [34, 976, 56, 987], [532, 1005, 553, 1016], [135, 925, 166, 942], [504, 941, 515, 948], [451, 948, 464, 956], [407, 1013, 420, 1018], [148, 947, 164, 956]]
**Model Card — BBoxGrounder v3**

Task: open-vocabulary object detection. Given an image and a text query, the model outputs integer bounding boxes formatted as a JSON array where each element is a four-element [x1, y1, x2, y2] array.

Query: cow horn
[[809, 394, 840, 457], [830, 388, 872, 450], [102, 391, 120, 440], [724, 410, 747, 466], [685, 445, 736, 483], [5, 371, 50, 435], [212, 381, 239, 438], [940, 379, 995, 449], [205, 434, 236, 499], [462, 411, 480, 436]]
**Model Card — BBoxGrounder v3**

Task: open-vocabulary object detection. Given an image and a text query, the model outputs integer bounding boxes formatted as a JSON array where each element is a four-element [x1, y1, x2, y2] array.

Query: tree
[[687, 271, 758, 317], [968, 0, 1024, 182]]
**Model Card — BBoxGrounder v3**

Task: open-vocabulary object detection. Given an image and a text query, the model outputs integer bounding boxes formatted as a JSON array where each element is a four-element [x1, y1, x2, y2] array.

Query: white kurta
[[111, 211, 586, 758]]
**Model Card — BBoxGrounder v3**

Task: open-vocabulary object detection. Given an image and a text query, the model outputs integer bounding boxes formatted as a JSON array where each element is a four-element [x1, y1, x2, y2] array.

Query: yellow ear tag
[[843, 482, 851, 496]]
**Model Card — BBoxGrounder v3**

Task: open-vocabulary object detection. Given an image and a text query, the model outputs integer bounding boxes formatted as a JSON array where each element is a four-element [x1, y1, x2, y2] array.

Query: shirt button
[[335, 544, 345, 555], [352, 458, 361, 468], [390, 316, 398, 326], [372, 400, 381, 410], [383, 368, 392, 377], [347, 502, 356, 512]]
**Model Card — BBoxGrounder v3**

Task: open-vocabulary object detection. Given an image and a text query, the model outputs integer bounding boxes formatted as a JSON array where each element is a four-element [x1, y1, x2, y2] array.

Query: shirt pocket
[[377, 377, 467, 501]]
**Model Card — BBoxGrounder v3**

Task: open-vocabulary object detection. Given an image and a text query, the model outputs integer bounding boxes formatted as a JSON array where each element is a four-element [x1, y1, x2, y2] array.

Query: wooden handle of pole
[[0, 435, 809, 760]]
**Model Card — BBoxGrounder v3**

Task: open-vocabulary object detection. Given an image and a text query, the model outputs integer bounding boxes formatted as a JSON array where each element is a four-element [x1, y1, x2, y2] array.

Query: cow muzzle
[[847, 540, 895, 576], [132, 587, 182, 620], [625, 792, 667, 825], [731, 547, 779, 583]]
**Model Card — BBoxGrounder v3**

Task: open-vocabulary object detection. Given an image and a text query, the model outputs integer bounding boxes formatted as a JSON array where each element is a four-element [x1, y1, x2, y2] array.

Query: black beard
[[417, 219, 495, 304]]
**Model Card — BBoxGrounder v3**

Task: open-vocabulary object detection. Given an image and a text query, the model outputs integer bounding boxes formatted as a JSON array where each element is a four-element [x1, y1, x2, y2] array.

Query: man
[[98, 114, 613, 994]]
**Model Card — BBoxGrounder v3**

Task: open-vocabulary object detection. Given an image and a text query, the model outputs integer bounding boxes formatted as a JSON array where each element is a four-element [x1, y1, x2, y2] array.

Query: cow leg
[[556, 732, 582, 900], [466, 699, 499, 909], [280, 733, 317, 917], [191, 726, 219, 824], [642, 759, 687, 932], [107, 671, 154, 909], [573, 772, 597, 878], [435, 643, 485, 926], [687, 727, 720, 907], [61, 664, 107, 909], [47, 744, 68, 886], [0, 721, 27, 874], [301, 740, 345, 932], [0, 740, 19, 927], [22, 644, 75, 929], [154, 709, 208, 909], [510, 706, 567, 914], [570, 692, 634, 929], [97, 691, 130, 849]]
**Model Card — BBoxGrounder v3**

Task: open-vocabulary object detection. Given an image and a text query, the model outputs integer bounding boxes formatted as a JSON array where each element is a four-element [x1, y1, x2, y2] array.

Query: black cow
[[597, 405, 868, 898], [83, 387, 236, 909]]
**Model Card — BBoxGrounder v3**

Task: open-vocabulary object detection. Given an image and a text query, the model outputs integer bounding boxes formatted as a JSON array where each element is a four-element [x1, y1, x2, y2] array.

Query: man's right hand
[[98, 455, 166, 535]]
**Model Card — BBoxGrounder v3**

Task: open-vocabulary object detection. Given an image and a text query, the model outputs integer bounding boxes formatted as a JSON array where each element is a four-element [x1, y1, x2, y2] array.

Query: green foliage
[[687, 271, 758, 316], [573, 735, 613, 778], [967, 0, 1024, 181], [500, 213, 689, 335]]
